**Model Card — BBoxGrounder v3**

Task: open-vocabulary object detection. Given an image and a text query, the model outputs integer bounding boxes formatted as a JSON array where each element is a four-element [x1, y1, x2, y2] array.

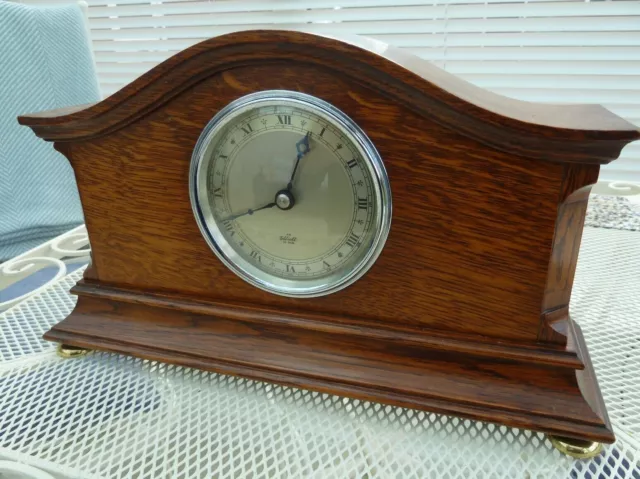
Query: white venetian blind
[[20, 0, 640, 180]]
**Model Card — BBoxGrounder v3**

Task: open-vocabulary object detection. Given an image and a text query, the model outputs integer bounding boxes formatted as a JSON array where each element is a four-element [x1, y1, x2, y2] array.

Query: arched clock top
[[18, 30, 639, 164]]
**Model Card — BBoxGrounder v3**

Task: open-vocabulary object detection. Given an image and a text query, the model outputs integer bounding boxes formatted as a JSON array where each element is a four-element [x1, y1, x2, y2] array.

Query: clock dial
[[191, 91, 391, 297], [208, 109, 374, 276]]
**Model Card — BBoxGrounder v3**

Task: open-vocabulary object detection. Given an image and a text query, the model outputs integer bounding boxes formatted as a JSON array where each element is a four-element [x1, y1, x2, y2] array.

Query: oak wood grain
[[71, 280, 583, 369], [44, 295, 614, 443], [571, 319, 613, 430], [60, 64, 566, 342]]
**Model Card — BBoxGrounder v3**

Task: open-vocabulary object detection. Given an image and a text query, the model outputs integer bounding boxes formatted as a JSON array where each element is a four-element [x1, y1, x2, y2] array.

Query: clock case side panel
[[53, 143, 100, 282], [539, 163, 600, 346]]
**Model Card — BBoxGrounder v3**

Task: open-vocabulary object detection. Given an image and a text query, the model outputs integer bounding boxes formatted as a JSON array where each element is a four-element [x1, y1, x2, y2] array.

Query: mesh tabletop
[[1, 225, 639, 479]]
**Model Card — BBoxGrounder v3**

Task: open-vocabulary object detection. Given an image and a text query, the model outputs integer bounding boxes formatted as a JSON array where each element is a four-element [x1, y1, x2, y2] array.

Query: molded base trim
[[45, 293, 615, 443], [70, 281, 581, 368]]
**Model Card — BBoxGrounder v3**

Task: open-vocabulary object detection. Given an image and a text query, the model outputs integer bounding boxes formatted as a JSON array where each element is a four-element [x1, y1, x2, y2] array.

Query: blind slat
[[444, 61, 640, 75], [464, 75, 640, 90], [377, 32, 640, 47], [91, 32, 640, 54], [487, 88, 640, 103], [88, 2, 640, 28], [604, 108, 640, 120], [95, 46, 640, 63], [84, 0, 582, 11], [88, 17, 640, 41]]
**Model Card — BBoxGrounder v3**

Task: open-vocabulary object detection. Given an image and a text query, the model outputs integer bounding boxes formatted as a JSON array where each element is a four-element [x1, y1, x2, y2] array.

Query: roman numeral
[[240, 124, 253, 135], [319, 127, 326, 137], [357, 198, 368, 210], [213, 188, 223, 198], [249, 250, 261, 263], [277, 115, 292, 125], [222, 220, 234, 236], [347, 159, 358, 169], [286, 264, 296, 273], [346, 233, 359, 248], [322, 261, 330, 270], [219, 154, 228, 160]]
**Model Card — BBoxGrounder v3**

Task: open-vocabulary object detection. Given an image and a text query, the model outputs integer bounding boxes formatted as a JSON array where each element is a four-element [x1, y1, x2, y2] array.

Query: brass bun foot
[[548, 435, 603, 459], [56, 344, 90, 359]]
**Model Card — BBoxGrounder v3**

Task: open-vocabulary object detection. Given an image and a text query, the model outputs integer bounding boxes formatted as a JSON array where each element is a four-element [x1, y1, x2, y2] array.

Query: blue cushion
[[0, 2, 100, 261]]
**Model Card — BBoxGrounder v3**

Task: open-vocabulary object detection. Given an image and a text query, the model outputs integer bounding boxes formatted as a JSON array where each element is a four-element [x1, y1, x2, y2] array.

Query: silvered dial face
[[190, 91, 391, 297]]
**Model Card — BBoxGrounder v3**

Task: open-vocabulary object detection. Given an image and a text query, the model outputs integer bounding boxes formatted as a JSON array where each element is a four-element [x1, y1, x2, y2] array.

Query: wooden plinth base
[[44, 284, 614, 444]]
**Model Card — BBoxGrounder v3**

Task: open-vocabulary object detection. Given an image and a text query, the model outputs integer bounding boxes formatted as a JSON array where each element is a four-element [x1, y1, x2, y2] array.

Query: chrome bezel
[[189, 90, 392, 297]]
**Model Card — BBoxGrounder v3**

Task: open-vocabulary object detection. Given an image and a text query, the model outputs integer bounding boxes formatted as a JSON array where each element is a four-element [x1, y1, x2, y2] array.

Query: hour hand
[[223, 202, 276, 222], [296, 131, 311, 158], [287, 132, 311, 190]]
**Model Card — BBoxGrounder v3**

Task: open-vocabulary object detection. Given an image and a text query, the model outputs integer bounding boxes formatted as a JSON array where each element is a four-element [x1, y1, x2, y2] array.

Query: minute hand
[[286, 132, 311, 190], [223, 202, 276, 222]]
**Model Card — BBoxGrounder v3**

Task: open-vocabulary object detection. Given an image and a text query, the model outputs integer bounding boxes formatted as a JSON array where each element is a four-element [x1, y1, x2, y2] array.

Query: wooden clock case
[[19, 31, 639, 443]]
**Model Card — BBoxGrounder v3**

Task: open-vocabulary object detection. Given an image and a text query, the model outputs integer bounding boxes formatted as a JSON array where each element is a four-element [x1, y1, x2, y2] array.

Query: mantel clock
[[19, 30, 640, 453]]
